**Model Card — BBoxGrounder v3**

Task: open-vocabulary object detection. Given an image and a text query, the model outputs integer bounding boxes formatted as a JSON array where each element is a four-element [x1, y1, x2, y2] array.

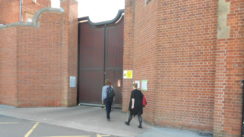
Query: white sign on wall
[[69, 76, 77, 88], [141, 80, 148, 91]]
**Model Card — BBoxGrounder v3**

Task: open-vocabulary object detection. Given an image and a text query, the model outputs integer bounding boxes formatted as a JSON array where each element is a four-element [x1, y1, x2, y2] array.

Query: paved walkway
[[0, 105, 212, 137]]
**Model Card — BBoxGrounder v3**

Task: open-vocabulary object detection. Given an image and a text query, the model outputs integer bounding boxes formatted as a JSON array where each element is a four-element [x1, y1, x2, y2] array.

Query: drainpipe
[[19, 0, 23, 22]]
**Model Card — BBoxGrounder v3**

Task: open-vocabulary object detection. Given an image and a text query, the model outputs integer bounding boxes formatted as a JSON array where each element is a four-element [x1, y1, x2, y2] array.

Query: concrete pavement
[[0, 114, 115, 137], [0, 105, 212, 137]]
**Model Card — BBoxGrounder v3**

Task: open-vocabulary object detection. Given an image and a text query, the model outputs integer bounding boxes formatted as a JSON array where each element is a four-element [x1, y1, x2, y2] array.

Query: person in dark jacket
[[125, 83, 144, 128], [101, 80, 115, 121]]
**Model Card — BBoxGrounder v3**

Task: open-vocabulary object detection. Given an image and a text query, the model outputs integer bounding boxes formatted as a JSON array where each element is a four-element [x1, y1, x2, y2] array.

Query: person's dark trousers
[[138, 114, 142, 128], [105, 99, 112, 120], [127, 112, 133, 123], [126, 112, 142, 128]]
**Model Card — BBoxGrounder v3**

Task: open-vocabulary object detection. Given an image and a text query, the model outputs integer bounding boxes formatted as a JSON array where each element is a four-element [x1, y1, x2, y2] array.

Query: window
[[32, 0, 37, 3]]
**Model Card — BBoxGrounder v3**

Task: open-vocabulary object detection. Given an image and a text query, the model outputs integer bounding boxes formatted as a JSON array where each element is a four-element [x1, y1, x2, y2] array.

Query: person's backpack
[[142, 95, 147, 107], [106, 86, 115, 99]]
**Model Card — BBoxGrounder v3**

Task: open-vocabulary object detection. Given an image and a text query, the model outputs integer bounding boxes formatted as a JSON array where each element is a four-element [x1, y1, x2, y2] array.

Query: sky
[[51, 0, 125, 23]]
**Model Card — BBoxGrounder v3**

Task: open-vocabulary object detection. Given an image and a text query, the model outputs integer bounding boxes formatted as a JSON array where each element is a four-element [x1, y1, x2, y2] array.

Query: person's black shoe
[[125, 121, 130, 126], [138, 125, 142, 128]]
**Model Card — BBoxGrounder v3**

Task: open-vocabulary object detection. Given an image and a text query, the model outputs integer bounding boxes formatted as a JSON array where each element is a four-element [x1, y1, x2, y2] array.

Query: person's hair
[[105, 79, 111, 85], [133, 83, 138, 89]]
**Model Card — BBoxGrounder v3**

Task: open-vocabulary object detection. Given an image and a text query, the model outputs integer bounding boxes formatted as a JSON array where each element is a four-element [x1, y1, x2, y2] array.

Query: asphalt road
[[0, 115, 117, 137]]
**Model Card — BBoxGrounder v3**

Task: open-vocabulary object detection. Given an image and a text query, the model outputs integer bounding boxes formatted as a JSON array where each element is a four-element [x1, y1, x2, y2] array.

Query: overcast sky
[[51, 0, 125, 22]]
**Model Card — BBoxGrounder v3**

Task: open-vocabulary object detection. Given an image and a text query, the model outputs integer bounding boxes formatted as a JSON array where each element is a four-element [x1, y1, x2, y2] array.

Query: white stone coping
[[0, 8, 64, 29]]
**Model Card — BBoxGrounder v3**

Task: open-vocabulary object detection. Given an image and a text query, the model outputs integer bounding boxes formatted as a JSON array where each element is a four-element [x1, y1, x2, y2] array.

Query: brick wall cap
[[0, 8, 64, 29]]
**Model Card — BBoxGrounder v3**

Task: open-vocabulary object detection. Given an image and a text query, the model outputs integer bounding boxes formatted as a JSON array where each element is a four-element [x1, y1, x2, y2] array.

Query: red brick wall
[[123, 0, 159, 123], [17, 12, 66, 106], [0, 27, 18, 106], [123, 0, 216, 132], [132, 0, 159, 124], [61, 0, 78, 106], [0, 0, 20, 24], [122, 0, 135, 112], [155, 0, 217, 131], [214, 0, 244, 137], [123, 0, 244, 136], [0, 0, 78, 107], [0, 0, 50, 24], [22, 0, 50, 22], [17, 0, 78, 107]]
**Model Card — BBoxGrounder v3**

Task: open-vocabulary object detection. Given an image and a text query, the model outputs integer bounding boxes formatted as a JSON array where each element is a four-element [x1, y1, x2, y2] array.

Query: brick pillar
[[61, 0, 78, 106], [214, 0, 244, 136], [122, 0, 135, 112]]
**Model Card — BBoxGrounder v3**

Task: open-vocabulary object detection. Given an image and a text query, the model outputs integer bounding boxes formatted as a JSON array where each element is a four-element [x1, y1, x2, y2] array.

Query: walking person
[[125, 83, 144, 128], [102, 80, 115, 121]]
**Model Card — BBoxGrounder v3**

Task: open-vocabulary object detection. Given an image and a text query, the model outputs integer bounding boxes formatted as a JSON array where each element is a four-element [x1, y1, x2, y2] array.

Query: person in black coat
[[125, 83, 144, 128]]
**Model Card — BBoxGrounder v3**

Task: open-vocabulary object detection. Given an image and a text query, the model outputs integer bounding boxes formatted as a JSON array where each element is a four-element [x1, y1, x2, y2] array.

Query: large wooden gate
[[78, 10, 124, 105]]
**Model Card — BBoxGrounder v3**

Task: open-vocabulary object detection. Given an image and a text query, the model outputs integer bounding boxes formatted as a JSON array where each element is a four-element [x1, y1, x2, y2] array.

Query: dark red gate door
[[105, 20, 124, 104], [78, 23, 104, 104], [78, 11, 124, 105]]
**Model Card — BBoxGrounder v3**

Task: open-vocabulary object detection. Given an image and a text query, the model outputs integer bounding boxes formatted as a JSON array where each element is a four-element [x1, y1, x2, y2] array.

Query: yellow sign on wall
[[123, 70, 133, 79]]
